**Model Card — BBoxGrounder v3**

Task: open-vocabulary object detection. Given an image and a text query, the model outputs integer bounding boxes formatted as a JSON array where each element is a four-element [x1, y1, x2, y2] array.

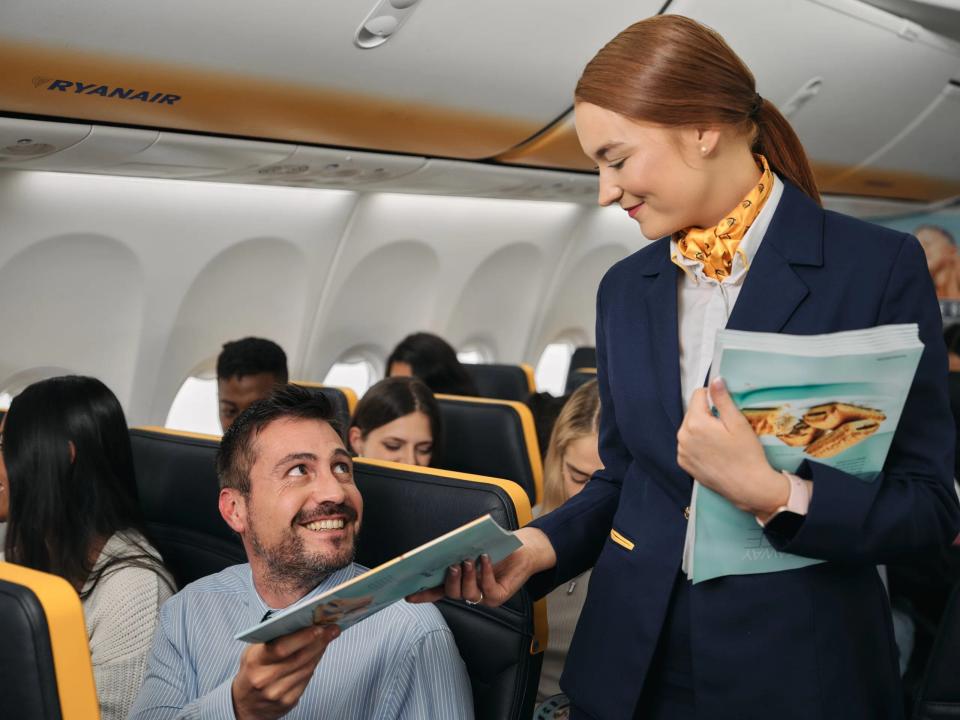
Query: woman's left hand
[[677, 377, 789, 515]]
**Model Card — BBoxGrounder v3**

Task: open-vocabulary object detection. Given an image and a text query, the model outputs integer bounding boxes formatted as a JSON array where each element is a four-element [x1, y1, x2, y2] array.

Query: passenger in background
[[387, 332, 479, 396], [534, 380, 602, 705], [130, 385, 472, 720], [348, 377, 441, 467], [0, 376, 174, 720], [916, 224, 960, 299], [218, 336, 289, 431]]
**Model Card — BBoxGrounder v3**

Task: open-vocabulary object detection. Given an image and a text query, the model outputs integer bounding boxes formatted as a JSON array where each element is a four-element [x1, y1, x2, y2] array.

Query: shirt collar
[[245, 562, 359, 625], [670, 173, 785, 286]]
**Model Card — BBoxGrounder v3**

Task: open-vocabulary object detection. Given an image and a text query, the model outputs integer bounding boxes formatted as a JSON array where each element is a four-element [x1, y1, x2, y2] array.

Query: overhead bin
[[827, 82, 960, 200], [0, 0, 663, 159], [668, 0, 960, 199], [500, 0, 960, 201]]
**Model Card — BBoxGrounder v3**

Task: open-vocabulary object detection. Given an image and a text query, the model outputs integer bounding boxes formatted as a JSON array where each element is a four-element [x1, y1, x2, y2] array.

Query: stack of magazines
[[682, 324, 924, 584]]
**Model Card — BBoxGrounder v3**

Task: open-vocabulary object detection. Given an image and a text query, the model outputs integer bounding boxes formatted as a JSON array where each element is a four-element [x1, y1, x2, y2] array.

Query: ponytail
[[753, 99, 821, 205], [576, 15, 821, 206]]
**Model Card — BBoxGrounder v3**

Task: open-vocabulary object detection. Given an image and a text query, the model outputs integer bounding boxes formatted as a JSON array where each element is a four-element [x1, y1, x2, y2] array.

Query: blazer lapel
[[642, 249, 684, 429], [727, 181, 824, 333]]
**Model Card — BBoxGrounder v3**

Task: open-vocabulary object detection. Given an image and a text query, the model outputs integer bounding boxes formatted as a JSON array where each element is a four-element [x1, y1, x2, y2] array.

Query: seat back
[[565, 367, 597, 394], [568, 347, 596, 376], [129, 427, 245, 589], [0, 562, 100, 720], [463, 363, 536, 402], [291, 382, 357, 438], [353, 458, 545, 720], [913, 580, 960, 720], [435, 394, 543, 506]]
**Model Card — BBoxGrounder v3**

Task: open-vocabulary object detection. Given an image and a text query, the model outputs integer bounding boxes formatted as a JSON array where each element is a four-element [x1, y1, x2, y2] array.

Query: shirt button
[[683, 506, 691, 520]]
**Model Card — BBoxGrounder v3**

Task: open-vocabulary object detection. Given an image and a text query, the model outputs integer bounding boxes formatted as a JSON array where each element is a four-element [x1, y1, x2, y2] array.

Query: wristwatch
[[756, 471, 810, 528]]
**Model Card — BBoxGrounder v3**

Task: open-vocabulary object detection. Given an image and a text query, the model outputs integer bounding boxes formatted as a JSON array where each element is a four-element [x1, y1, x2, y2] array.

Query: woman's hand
[[677, 377, 789, 515], [406, 526, 557, 607]]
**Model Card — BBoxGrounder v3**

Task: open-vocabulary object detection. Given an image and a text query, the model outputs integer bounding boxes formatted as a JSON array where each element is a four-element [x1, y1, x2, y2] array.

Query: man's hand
[[406, 526, 557, 607], [232, 624, 340, 720]]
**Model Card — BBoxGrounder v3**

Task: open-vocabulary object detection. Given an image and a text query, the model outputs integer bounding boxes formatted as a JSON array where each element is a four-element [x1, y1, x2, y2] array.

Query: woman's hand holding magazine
[[406, 526, 557, 607]]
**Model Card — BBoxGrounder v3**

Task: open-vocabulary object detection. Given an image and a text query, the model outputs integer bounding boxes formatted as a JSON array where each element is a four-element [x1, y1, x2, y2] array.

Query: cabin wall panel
[[528, 206, 648, 366], [303, 193, 583, 381]]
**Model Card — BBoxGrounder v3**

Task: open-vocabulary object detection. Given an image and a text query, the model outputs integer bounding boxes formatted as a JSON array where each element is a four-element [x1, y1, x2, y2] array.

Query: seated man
[[130, 385, 473, 720], [217, 337, 289, 432]]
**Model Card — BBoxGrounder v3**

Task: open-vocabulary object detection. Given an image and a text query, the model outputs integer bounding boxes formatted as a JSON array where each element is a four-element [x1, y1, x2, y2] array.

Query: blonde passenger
[[348, 377, 442, 468], [536, 379, 601, 704]]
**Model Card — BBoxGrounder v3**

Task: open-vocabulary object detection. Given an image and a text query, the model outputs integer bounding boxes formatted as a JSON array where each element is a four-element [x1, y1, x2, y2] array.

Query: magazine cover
[[236, 514, 521, 643], [688, 325, 923, 584]]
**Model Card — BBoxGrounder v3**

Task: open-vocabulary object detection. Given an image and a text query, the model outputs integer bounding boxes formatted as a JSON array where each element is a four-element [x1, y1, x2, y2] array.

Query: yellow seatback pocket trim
[[610, 528, 634, 551]]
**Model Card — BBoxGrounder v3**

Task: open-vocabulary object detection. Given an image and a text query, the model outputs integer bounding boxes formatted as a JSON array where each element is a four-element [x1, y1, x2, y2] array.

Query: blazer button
[[683, 506, 691, 520]]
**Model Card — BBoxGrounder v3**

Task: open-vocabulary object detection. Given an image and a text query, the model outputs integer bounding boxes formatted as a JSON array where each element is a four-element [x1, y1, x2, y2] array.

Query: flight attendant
[[410, 14, 960, 720]]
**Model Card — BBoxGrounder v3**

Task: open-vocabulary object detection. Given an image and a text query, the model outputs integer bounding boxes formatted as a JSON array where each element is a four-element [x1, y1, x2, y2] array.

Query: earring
[[700, 146, 708, 155]]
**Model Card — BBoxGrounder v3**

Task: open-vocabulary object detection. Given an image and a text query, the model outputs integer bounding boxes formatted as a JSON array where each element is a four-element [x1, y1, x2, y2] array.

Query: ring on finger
[[465, 591, 484, 606]]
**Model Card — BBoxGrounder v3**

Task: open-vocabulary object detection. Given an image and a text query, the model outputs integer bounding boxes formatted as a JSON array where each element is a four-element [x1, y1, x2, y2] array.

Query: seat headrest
[[291, 383, 356, 439], [463, 364, 535, 402], [435, 396, 543, 506], [565, 367, 597, 394]]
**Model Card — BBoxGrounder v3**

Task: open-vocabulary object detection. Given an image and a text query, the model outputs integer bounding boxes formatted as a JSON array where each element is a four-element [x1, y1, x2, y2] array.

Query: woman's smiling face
[[575, 101, 714, 240]]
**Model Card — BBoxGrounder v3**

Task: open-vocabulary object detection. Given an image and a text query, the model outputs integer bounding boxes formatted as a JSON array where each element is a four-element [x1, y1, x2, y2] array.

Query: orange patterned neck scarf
[[674, 155, 773, 281]]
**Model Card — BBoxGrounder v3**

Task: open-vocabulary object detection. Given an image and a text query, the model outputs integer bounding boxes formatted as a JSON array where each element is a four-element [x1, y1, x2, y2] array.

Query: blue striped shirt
[[129, 563, 474, 720]]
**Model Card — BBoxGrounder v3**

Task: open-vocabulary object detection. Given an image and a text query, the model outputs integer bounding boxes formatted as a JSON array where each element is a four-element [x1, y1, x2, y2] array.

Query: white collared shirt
[[672, 174, 785, 408]]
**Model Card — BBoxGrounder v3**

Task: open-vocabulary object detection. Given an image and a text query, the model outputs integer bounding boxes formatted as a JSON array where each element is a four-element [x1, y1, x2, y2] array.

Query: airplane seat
[[353, 458, 545, 720], [129, 427, 245, 589], [0, 562, 101, 720], [435, 394, 543, 507], [463, 363, 536, 402], [568, 347, 596, 375], [291, 382, 357, 438], [565, 367, 597, 394], [912, 580, 960, 719]]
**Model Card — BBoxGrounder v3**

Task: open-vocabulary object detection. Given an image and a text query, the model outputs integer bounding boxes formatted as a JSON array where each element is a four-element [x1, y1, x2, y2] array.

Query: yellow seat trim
[[610, 529, 634, 551], [435, 394, 544, 506], [571, 367, 597, 376], [354, 457, 532, 526], [134, 425, 221, 441], [519, 363, 536, 394], [0, 563, 101, 720]]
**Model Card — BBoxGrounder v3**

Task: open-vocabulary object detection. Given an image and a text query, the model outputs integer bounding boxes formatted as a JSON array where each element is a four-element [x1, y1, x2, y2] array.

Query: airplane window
[[535, 341, 575, 397], [324, 357, 377, 399], [457, 347, 489, 364], [165, 375, 222, 436], [0, 391, 12, 410]]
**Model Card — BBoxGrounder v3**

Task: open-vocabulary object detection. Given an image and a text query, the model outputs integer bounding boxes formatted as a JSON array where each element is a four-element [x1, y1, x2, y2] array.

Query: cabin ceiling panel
[[0, 1, 661, 158]]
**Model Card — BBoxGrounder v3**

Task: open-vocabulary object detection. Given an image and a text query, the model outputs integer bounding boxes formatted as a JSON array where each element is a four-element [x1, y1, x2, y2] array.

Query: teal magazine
[[236, 514, 521, 643], [682, 324, 923, 584]]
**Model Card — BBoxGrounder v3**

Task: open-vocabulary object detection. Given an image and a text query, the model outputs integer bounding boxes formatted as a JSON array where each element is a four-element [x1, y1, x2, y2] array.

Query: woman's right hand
[[406, 526, 557, 607]]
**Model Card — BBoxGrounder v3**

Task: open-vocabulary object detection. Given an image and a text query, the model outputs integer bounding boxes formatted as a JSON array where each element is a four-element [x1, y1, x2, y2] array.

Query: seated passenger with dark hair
[[348, 377, 441, 467], [130, 385, 473, 720], [386, 332, 478, 396], [0, 376, 174, 720], [217, 337, 289, 432]]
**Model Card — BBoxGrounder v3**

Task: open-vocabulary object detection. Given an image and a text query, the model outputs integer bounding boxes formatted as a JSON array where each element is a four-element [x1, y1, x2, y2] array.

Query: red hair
[[576, 15, 820, 205]]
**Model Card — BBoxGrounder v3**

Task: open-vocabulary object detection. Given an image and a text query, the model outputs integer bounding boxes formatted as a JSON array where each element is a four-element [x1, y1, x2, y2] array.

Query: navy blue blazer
[[528, 181, 960, 720]]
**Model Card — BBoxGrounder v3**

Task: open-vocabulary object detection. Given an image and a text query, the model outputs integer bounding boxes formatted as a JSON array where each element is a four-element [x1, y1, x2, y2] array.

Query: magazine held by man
[[682, 324, 923, 584], [236, 514, 521, 643]]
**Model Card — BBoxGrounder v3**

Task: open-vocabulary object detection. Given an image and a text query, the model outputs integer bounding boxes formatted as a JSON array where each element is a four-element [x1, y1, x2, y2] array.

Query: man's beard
[[248, 501, 358, 598]]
